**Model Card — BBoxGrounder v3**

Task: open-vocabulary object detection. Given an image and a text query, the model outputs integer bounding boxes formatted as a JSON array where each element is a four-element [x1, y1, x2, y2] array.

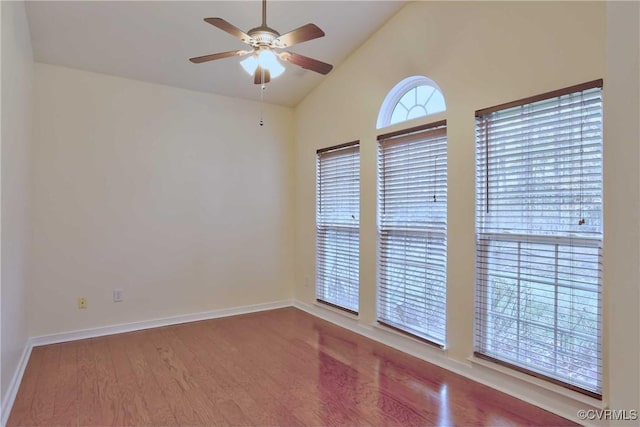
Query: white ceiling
[[25, 1, 406, 107]]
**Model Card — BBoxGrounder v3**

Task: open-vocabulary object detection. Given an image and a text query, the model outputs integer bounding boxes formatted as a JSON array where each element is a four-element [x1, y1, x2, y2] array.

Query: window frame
[[474, 79, 604, 399], [377, 76, 446, 129], [376, 120, 448, 347], [316, 140, 361, 315]]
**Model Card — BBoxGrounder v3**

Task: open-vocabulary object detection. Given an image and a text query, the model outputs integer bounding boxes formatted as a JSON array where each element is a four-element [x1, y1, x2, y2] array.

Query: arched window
[[377, 76, 446, 129]]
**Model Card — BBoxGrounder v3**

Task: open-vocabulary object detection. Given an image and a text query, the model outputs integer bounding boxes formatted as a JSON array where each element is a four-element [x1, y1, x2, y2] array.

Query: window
[[474, 80, 603, 398], [316, 141, 360, 314], [377, 76, 446, 129], [377, 121, 448, 346]]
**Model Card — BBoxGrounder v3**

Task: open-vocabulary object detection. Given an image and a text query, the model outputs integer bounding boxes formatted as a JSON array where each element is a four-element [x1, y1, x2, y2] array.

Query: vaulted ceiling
[[25, 1, 406, 107]]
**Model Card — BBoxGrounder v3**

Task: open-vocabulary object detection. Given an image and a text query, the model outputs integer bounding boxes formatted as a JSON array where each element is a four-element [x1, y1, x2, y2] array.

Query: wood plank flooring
[[7, 307, 577, 426]]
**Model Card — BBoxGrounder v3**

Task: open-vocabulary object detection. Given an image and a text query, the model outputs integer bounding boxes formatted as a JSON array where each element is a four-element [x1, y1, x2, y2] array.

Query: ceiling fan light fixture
[[258, 49, 285, 78], [240, 54, 259, 75], [240, 49, 285, 79]]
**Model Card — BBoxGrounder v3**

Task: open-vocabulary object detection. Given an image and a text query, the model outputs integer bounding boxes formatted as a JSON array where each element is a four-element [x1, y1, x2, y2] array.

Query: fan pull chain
[[259, 71, 265, 127]]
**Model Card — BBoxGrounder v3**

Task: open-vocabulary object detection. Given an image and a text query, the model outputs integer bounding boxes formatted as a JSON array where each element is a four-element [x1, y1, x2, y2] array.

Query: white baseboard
[[293, 300, 606, 427], [1, 341, 33, 427], [31, 299, 293, 347]]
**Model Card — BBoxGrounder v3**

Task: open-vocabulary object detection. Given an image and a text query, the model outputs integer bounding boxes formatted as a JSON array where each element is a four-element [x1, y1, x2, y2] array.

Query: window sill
[[312, 301, 359, 320], [468, 355, 607, 409], [373, 322, 447, 351]]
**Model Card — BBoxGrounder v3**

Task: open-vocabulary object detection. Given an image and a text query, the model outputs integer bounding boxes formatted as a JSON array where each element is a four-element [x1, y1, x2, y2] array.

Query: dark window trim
[[316, 299, 358, 316], [377, 120, 447, 141], [475, 79, 603, 117], [473, 352, 602, 400], [378, 321, 445, 349], [316, 140, 360, 154]]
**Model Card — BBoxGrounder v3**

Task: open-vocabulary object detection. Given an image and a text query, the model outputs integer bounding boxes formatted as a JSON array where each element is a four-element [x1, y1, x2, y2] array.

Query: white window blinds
[[474, 80, 603, 398], [316, 141, 360, 314], [377, 121, 447, 346]]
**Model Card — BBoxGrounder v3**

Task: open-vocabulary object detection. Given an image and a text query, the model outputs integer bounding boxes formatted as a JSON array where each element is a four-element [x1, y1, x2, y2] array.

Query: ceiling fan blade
[[254, 66, 271, 85], [279, 51, 333, 75], [189, 50, 250, 64], [204, 18, 253, 45], [271, 23, 325, 48]]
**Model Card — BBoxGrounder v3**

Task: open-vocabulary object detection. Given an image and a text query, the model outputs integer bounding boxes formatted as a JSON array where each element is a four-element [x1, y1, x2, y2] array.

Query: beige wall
[[604, 0, 640, 415], [293, 0, 627, 418], [29, 64, 295, 336], [1, 0, 33, 408]]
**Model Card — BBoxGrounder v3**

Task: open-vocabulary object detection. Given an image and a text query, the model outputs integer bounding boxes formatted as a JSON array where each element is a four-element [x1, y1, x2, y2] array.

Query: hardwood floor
[[7, 307, 577, 426]]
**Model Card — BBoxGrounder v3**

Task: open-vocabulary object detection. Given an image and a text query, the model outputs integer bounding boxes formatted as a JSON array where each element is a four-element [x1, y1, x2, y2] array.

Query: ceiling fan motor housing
[[248, 26, 280, 47]]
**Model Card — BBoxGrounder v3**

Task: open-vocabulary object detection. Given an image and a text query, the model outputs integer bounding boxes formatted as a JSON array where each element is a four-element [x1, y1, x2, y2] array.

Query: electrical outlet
[[78, 297, 87, 309], [304, 275, 311, 287], [113, 289, 123, 302]]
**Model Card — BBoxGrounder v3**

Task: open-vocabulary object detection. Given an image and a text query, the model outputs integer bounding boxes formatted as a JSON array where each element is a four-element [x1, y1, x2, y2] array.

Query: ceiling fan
[[189, 0, 333, 84]]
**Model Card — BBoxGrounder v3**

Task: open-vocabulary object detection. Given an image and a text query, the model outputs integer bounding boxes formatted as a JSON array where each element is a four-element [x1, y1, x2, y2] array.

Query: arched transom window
[[377, 76, 446, 129]]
